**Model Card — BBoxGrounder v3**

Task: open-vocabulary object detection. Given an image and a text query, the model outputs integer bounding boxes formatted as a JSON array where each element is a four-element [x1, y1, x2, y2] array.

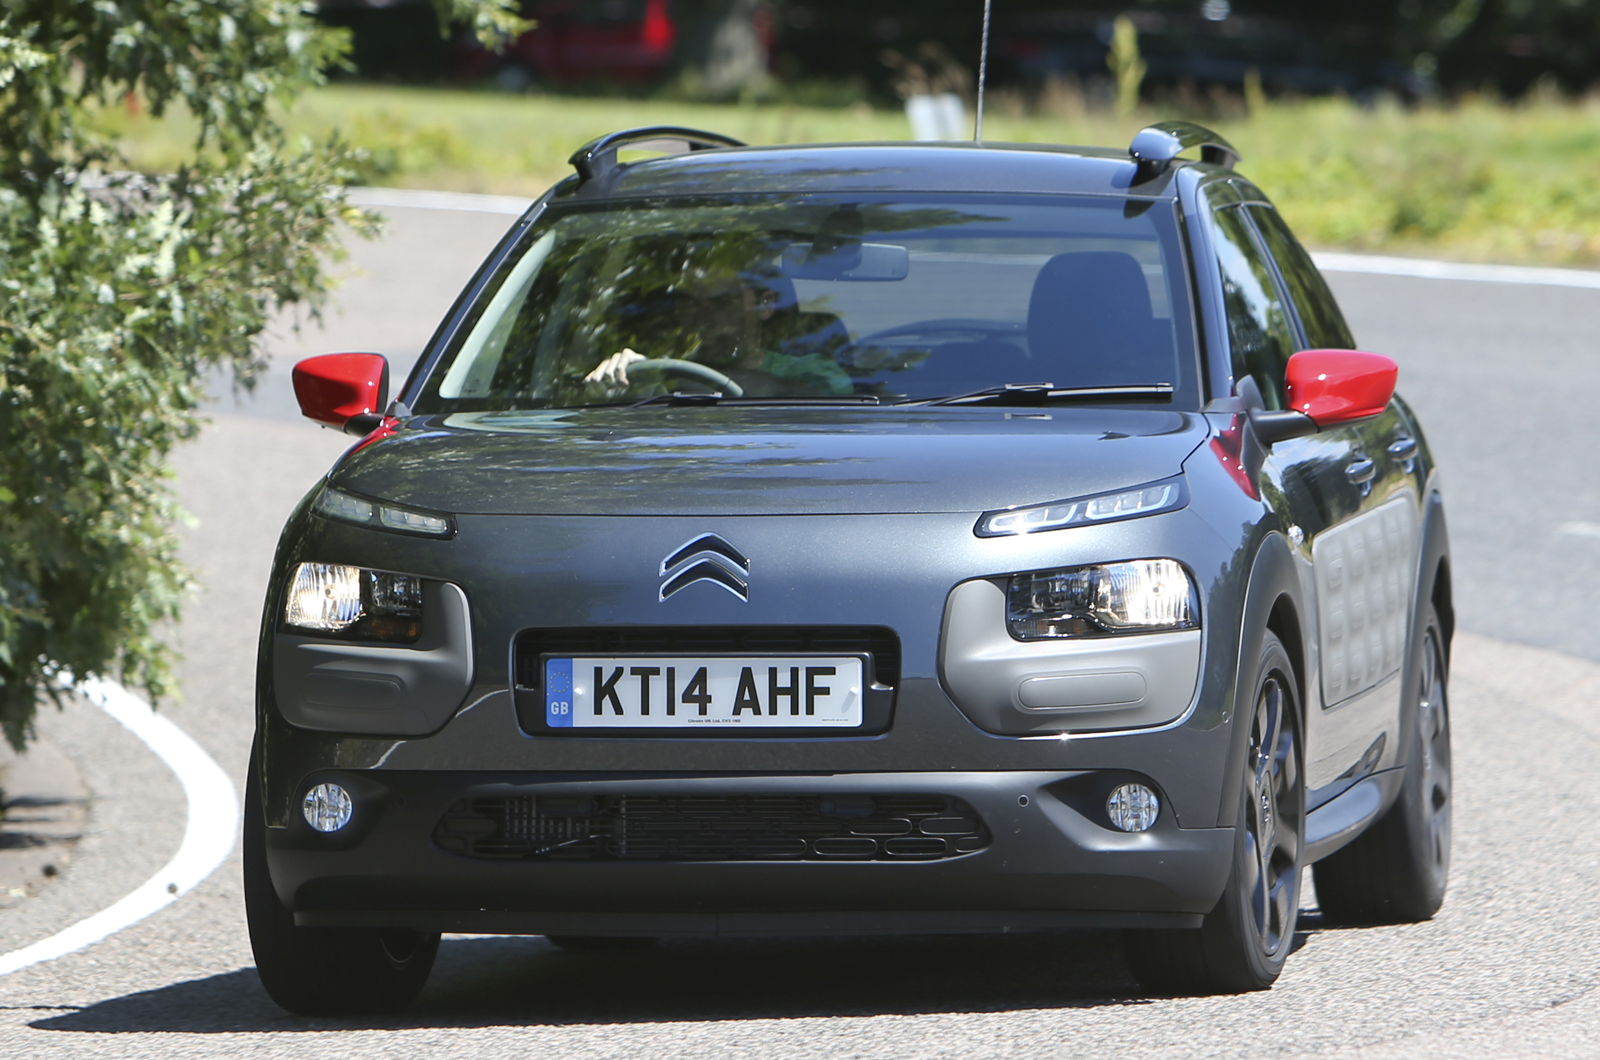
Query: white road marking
[[1556, 521, 1600, 540], [1313, 251, 1600, 290], [347, 186, 532, 216], [345, 186, 1600, 291], [0, 676, 238, 977]]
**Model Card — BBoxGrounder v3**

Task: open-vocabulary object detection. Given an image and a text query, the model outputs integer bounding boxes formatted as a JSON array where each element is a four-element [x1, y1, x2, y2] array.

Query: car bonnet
[[328, 407, 1210, 517]]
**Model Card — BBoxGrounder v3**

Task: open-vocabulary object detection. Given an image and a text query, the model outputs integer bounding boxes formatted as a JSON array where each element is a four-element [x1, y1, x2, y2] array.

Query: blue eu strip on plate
[[545, 657, 574, 727]]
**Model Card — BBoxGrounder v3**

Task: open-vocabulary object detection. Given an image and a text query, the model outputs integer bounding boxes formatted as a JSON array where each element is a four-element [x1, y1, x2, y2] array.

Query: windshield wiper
[[901, 382, 1175, 407], [727, 395, 881, 406], [628, 391, 726, 409], [627, 392, 881, 409]]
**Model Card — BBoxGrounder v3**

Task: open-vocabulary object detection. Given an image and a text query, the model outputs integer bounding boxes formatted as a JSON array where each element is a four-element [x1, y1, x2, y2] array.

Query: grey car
[[246, 121, 1452, 1012]]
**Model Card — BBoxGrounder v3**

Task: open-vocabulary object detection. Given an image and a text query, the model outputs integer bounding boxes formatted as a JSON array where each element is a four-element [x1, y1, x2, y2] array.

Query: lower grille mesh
[[432, 793, 990, 862]]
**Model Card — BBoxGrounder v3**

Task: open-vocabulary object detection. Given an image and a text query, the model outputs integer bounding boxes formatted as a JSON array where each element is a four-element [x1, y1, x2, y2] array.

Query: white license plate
[[543, 656, 866, 729]]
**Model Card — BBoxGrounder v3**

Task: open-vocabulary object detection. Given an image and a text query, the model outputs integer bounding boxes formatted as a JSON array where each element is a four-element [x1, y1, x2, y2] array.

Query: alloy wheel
[[1416, 625, 1452, 892], [1244, 673, 1301, 958]]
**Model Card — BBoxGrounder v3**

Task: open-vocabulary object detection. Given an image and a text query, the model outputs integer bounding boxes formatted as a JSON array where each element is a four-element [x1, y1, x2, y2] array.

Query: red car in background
[[457, 0, 678, 87]]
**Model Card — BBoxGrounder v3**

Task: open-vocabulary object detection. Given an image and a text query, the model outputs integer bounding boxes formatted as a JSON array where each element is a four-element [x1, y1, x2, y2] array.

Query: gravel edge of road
[[0, 737, 87, 911], [0, 696, 185, 959]]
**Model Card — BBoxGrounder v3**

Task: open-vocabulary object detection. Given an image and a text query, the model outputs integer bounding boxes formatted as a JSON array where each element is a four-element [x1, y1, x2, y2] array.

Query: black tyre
[[1125, 631, 1304, 995], [244, 749, 440, 1016], [1313, 603, 1451, 924], [545, 935, 659, 952]]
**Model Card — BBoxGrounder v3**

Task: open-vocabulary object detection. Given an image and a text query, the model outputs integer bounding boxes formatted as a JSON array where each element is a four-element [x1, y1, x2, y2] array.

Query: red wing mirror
[[292, 353, 390, 435], [1284, 349, 1398, 427], [1248, 349, 1398, 447]]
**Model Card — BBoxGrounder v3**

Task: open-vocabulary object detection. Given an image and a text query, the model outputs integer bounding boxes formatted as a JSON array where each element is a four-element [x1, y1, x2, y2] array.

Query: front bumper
[[266, 769, 1233, 936]]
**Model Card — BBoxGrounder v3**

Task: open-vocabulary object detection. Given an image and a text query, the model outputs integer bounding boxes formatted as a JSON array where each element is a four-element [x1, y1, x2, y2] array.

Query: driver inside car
[[582, 268, 854, 398]]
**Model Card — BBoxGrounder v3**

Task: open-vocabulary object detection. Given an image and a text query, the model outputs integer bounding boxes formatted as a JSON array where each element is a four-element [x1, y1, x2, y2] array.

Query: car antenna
[[974, 0, 993, 142]]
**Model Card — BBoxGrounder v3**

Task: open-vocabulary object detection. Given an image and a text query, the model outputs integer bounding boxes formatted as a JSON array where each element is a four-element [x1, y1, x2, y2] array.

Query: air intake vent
[[433, 792, 989, 862]]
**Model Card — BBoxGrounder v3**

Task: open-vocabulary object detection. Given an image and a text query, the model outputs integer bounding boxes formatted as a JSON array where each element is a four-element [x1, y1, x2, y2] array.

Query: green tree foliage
[[1245, 0, 1600, 91], [772, 1, 1600, 98], [0, 0, 522, 748], [1397, 0, 1600, 92]]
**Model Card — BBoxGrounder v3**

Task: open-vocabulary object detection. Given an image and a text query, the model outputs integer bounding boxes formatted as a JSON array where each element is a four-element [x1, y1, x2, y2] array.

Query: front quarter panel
[[1181, 412, 1318, 827]]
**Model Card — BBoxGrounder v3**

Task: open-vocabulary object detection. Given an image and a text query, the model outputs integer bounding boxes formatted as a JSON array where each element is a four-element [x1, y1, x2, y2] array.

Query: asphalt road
[[1, 199, 1598, 1058]]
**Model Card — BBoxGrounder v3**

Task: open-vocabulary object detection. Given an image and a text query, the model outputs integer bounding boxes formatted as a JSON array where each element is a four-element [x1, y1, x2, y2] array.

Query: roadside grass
[[102, 84, 1600, 267]]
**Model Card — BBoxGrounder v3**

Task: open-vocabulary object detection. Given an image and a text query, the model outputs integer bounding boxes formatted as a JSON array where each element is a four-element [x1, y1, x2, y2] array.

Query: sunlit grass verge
[[102, 84, 1600, 267]]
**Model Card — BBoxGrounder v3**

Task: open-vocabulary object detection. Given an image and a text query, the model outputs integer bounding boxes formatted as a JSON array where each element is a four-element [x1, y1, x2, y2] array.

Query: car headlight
[[1006, 559, 1199, 640], [312, 486, 455, 538], [283, 562, 424, 643], [975, 478, 1186, 538]]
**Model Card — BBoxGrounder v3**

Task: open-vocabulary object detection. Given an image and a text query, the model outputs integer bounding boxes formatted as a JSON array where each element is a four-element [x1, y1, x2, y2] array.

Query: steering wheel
[[626, 358, 744, 398]]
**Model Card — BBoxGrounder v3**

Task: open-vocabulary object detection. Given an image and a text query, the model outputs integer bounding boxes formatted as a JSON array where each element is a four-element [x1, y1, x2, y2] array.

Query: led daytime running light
[[976, 479, 1185, 538], [312, 486, 454, 538]]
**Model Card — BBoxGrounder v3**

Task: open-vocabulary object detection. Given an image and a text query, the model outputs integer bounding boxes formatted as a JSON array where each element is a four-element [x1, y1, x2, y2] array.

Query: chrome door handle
[[1345, 458, 1377, 484], [1388, 437, 1418, 461]]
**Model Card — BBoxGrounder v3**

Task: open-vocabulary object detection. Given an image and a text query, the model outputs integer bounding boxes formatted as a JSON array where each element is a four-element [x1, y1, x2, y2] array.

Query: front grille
[[432, 792, 989, 862]]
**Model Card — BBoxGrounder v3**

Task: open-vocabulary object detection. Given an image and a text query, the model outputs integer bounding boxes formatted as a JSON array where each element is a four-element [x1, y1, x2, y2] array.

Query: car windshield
[[412, 193, 1200, 412]]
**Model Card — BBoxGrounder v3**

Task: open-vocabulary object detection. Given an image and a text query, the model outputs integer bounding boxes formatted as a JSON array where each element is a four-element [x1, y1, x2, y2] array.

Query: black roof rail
[[568, 126, 746, 183], [1128, 121, 1240, 182]]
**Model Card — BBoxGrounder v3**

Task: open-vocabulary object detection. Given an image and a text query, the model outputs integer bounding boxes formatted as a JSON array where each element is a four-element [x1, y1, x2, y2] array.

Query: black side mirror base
[[343, 412, 384, 437], [1249, 409, 1318, 446]]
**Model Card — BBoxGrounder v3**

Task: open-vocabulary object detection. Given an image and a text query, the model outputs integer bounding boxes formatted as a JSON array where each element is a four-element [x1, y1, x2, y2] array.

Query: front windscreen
[[413, 193, 1199, 411]]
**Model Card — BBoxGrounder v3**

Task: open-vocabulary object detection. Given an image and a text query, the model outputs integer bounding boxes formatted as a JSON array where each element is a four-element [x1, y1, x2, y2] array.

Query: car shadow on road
[[31, 930, 1184, 1032]]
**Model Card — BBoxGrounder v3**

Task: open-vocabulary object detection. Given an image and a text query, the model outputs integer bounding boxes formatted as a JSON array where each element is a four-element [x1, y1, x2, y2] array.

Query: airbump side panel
[[273, 581, 474, 735], [1313, 495, 1417, 707], [939, 578, 1202, 734]]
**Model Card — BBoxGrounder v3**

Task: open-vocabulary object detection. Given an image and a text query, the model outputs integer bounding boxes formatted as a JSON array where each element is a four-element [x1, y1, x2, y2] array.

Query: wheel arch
[[1266, 593, 1308, 724], [1215, 531, 1309, 828], [1432, 551, 1454, 662], [1393, 486, 1452, 777]]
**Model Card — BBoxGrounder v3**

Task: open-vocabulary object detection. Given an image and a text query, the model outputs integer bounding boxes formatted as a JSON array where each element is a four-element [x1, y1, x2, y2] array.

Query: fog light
[[1106, 783, 1160, 832], [303, 783, 353, 832]]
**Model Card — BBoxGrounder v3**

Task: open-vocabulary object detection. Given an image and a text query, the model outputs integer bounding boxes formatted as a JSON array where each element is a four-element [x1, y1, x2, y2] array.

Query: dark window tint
[[412, 194, 1199, 414], [1209, 205, 1296, 409], [1247, 205, 1356, 351]]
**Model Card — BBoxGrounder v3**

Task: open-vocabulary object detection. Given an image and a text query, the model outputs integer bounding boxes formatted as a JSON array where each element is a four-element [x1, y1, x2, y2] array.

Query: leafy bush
[[0, 0, 521, 748]]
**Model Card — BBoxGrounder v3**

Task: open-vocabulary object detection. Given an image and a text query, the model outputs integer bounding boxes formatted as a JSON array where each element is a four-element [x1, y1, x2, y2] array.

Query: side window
[[1247, 205, 1357, 351], [1209, 204, 1296, 409]]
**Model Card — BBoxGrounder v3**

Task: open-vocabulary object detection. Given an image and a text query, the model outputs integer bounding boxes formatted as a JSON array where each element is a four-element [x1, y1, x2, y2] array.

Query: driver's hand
[[583, 348, 647, 392]]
